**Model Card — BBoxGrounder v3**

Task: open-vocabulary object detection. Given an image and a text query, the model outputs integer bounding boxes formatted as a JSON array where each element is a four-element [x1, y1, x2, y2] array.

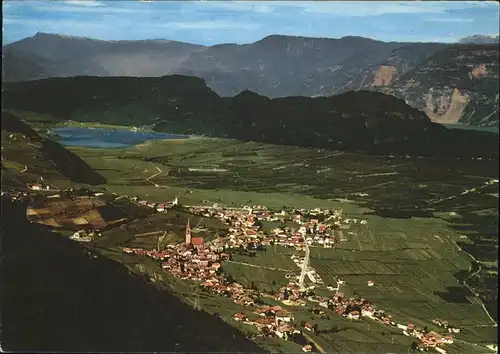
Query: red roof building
[[233, 313, 247, 321], [191, 237, 205, 249]]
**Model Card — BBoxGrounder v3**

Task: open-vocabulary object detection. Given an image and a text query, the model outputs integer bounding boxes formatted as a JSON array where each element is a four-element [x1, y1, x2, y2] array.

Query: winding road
[[145, 166, 163, 188], [443, 233, 497, 327]]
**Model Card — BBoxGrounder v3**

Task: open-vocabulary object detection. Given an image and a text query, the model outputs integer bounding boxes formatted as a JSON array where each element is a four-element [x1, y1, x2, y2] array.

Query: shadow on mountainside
[[1, 111, 107, 185], [0, 197, 265, 352]]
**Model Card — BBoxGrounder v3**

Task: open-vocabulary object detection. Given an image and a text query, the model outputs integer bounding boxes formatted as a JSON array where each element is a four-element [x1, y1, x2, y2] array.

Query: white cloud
[[3, 17, 107, 29], [202, 1, 498, 17], [290, 1, 495, 16], [428, 17, 475, 23], [2, 17, 110, 39], [31, 2, 133, 13], [166, 20, 259, 30], [197, 1, 275, 14], [61, 0, 106, 6]]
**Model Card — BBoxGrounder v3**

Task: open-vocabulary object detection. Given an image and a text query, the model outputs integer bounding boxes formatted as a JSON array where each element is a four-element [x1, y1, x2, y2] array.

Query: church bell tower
[[185, 219, 191, 245]]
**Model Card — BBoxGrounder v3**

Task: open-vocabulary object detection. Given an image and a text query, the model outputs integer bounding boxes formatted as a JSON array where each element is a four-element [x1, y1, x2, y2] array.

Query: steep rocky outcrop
[[373, 65, 398, 86], [3, 75, 498, 158], [376, 44, 499, 127], [423, 88, 470, 124], [345, 43, 448, 91]]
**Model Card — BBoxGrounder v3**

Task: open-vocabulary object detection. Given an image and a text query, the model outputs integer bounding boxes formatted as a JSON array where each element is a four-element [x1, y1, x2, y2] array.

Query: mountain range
[[3, 75, 498, 159], [2, 33, 499, 127]]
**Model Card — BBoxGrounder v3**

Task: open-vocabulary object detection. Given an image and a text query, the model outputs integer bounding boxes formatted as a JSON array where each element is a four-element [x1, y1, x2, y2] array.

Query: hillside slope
[[2, 76, 498, 158], [1, 111, 107, 186], [2, 47, 49, 82], [3, 32, 206, 78], [376, 44, 500, 127], [0, 197, 264, 352], [174, 35, 443, 98]]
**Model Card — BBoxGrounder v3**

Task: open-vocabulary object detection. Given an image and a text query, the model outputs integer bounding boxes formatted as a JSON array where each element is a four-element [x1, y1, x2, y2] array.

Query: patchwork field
[[66, 137, 497, 213], [26, 196, 154, 232], [5, 123, 497, 352], [66, 135, 497, 319], [97, 209, 228, 247], [309, 216, 492, 331]]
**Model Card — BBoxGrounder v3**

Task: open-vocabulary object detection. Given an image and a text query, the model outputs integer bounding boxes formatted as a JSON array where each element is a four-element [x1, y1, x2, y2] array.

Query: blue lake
[[53, 127, 188, 148]]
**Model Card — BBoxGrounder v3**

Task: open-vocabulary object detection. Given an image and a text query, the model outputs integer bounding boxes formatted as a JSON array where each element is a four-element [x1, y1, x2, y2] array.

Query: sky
[[3, 0, 500, 45]]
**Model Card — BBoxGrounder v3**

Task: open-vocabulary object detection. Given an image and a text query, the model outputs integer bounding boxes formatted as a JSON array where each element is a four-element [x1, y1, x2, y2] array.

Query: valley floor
[[2, 124, 498, 353]]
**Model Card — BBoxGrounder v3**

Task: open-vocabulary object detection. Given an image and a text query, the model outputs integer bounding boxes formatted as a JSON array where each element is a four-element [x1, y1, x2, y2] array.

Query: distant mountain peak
[[30, 32, 186, 44], [33, 32, 104, 42], [458, 34, 499, 44], [234, 89, 268, 100]]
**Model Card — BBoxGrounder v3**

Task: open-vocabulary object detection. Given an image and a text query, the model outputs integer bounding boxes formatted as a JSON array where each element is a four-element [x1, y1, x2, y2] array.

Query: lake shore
[[52, 126, 189, 149]]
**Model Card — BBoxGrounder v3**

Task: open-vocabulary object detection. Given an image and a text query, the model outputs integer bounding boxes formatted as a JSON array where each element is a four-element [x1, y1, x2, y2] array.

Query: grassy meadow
[[3, 119, 498, 352]]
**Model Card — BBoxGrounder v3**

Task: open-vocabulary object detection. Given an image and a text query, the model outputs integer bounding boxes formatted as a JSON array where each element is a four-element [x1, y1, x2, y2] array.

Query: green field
[[97, 209, 228, 247], [442, 123, 499, 134], [64, 136, 496, 213], [3, 120, 498, 352], [69, 135, 497, 336]]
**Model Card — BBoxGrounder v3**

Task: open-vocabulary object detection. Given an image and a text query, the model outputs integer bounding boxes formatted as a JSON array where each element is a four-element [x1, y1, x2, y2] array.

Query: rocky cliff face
[[344, 43, 448, 91], [375, 44, 499, 127]]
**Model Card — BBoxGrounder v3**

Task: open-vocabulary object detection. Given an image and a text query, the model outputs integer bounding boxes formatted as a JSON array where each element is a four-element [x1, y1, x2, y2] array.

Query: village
[[118, 197, 461, 353], [2, 185, 466, 353]]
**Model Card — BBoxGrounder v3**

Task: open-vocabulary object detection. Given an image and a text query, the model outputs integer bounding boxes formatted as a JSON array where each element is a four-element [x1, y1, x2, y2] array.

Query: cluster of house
[[188, 204, 366, 250], [117, 200, 460, 351], [121, 197, 363, 251], [137, 196, 179, 212], [1, 190, 29, 202], [275, 215, 366, 250], [121, 219, 265, 305], [122, 226, 225, 282], [233, 306, 301, 340], [274, 284, 375, 320], [70, 229, 101, 242], [271, 282, 459, 351], [432, 318, 461, 333], [189, 204, 272, 225], [120, 232, 315, 350], [27, 183, 54, 191]]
